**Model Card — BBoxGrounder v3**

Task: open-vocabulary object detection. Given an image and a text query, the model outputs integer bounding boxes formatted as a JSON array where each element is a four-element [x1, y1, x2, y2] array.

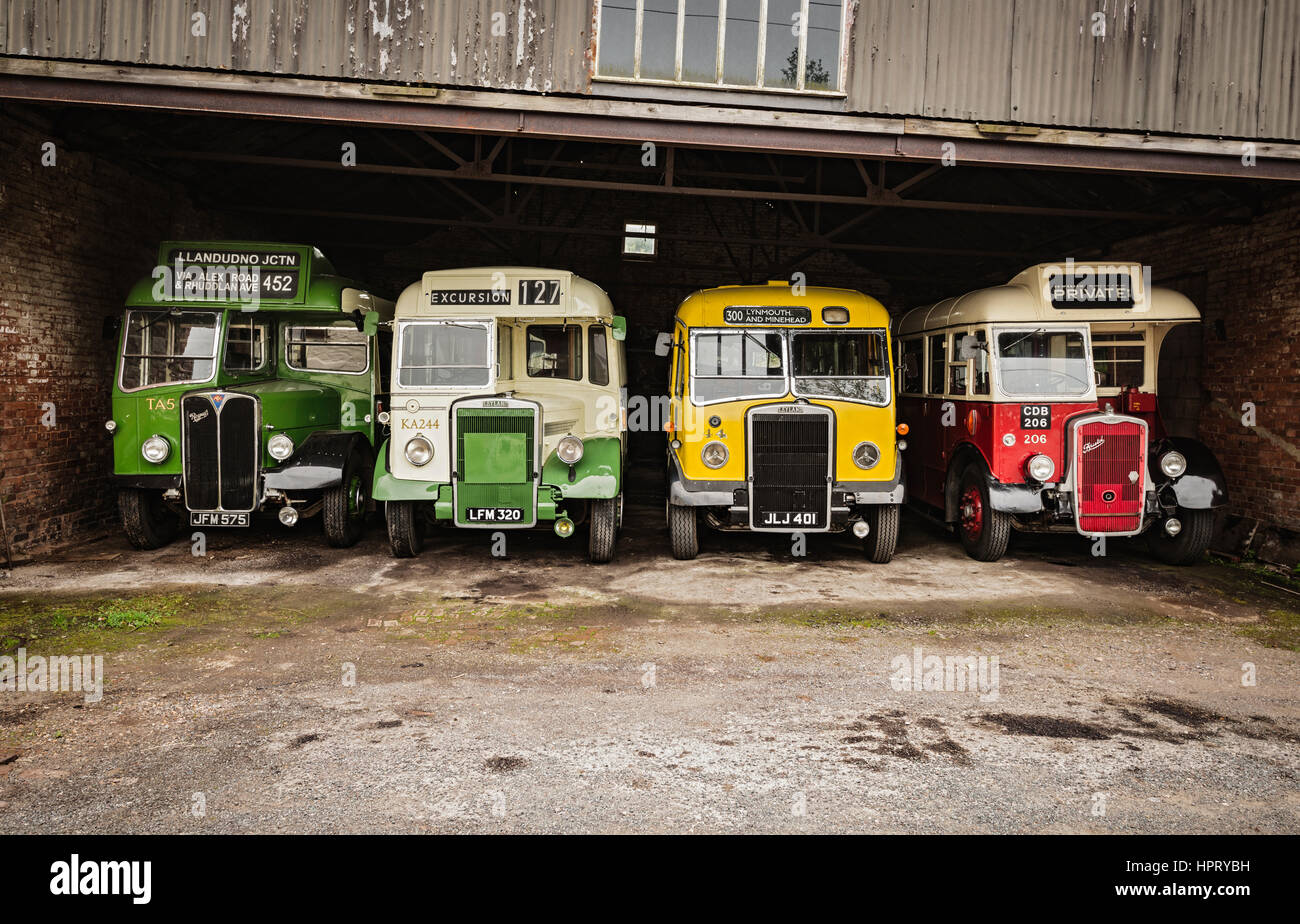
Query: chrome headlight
[[1026, 453, 1055, 482], [404, 435, 433, 467], [852, 441, 880, 470], [1159, 450, 1187, 479], [556, 435, 584, 465], [701, 440, 728, 469], [267, 433, 295, 461], [141, 435, 170, 464]]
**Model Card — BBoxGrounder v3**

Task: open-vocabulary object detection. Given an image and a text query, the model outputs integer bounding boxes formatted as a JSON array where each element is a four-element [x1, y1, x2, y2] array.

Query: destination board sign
[[163, 247, 303, 300], [428, 289, 512, 306], [1048, 273, 1136, 309], [722, 306, 812, 325]]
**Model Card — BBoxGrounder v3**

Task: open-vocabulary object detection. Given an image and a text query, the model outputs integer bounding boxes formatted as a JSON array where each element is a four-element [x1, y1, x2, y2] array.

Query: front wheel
[[386, 500, 424, 558], [588, 495, 619, 563], [1147, 508, 1213, 565], [323, 449, 371, 548], [667, 502, 699, 560], [957, 469, 1011, 562], [118, 487, 179, 550], [862, 503, 900, 564]]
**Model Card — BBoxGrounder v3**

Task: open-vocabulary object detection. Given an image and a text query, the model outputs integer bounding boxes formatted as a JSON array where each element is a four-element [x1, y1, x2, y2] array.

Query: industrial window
[[527, 325, 583, 380], [623, 221, 657, 258], [928, 334, 945, 396], [285, 326, 368, 375], [595, 0, 846, 93], [588, 325, 611, 386], [1093, 332, 1146, 389]]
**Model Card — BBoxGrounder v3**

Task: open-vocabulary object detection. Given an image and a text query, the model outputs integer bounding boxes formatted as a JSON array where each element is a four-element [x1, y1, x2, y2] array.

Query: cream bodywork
[[387, 267, 625, 484]]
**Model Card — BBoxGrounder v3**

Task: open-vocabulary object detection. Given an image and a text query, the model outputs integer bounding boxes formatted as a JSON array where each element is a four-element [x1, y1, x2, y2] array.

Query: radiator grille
[[454, 407, 536, 527], [749, 411, 831, 530], [182, 392, 259, 512], [1074, 418, 1145, 535]]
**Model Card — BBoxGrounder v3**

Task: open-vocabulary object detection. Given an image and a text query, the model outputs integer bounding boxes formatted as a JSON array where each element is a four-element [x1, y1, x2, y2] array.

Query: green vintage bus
[[373, 267, 627, 562], [108, 241, 393, 548]]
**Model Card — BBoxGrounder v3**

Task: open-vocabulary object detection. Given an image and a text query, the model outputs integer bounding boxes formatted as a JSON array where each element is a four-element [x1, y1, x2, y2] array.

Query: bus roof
[[675, 282, 891, 329], [896, 262, 1200, 336], [124, 241, 391, 316], [395, 267, 614, 320]]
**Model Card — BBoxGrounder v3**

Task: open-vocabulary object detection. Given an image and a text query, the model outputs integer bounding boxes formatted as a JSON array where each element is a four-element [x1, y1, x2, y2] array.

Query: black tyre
[[323, 449, 371, 548], [386, 500, 424, 558], [862, 503, 901, 564], [667, 502, 699, 560], [588, 495, 619, 563], [956, 468, 1011, 562], [1147, 508, 1213, 565], [118, 487, 179, 550]]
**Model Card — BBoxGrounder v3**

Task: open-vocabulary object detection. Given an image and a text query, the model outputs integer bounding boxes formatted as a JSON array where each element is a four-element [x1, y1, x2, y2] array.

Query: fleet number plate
[[464, 507, 525, 523], [1020, 405, 1052, 429], [190, 512, 250, 527], [758, 511, 823, 528]]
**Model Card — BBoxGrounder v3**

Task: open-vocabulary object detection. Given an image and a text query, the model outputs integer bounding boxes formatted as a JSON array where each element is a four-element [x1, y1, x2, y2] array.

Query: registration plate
[[190, 512, 250, 527], [1021, 405, 1052, 429], [464, 507, 525, 523], [758, 511, 823, 528]]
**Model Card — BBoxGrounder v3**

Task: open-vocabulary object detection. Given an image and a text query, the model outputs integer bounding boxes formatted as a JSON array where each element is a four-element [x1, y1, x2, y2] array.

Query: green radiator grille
[[455, 407, 536, 526]]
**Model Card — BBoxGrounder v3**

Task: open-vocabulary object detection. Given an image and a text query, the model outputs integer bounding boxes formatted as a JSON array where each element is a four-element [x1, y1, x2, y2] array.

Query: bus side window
[[673, 336, 685, 399], [928, 334, 945, 396], [948, 332, 968, 396], [901, 338, 924, 394], [972, 329, 990, 395]]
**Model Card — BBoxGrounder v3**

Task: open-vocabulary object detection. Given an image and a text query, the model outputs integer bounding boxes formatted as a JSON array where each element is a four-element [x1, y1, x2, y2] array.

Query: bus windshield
[[995, 328, 1091, 397], [690, 331, 786, 403], [398, 321, 491, 387], [791, 330, 890, 405], [119, 309, 219, 390]]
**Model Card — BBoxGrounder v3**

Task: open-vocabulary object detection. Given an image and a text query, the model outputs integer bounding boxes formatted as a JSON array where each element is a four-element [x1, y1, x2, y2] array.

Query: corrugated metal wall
[[1, 0, 1296, 140]]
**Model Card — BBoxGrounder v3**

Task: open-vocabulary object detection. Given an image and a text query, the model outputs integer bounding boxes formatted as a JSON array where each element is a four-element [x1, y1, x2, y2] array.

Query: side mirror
[[362, 310, 380, 337], [654, 332, 672, 357], [611, 316, 627, 342]]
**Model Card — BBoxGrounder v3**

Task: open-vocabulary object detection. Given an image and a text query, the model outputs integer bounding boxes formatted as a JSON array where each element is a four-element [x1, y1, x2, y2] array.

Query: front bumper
[[667, 452, 905, 508]]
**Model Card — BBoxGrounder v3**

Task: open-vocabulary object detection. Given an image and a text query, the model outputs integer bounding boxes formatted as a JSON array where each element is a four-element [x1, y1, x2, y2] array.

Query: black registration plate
[[191, 512, 250, 527], [758, 511, 823, 529], [464, 507, 525, 523], [1021, 405, 1052, 429]]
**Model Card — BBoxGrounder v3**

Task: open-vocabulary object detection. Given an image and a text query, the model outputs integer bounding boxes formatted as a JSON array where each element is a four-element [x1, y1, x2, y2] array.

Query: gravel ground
[[1, 501, 1298, 834]]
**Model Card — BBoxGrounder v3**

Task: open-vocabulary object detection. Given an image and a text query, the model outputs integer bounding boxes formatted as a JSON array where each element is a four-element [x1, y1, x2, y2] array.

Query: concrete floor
[[1, 497, 1298, 833]]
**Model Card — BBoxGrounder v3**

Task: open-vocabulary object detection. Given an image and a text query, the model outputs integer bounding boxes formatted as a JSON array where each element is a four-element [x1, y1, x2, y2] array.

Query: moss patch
[[1237, 609, 1300, 652]]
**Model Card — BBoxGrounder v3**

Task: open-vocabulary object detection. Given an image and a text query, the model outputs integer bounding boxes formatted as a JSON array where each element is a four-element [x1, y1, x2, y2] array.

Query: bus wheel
[[1147, 508, 1213, 566], [118, 487, 179, 550], [862, 503, 900, 564], [323, 450, 371, 548], [588, 496, 619, 564], [957, 470, 1011, 562], [386, 500, 424, 558], [667, 502, 699, 560]]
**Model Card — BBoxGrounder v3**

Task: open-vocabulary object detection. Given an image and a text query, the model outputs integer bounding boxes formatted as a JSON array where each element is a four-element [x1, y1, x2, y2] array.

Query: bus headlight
[[701, 440, 728, 469], [141, 435, 170, 464], [1026, 453, 1055, 482], [404, 436, 433, 466], [852, 441, 880, 470], [267, 433, 295, 461], [1159, 450, 1187, 479], [556, 435, 584, 465], [105, 419, 118, 434]]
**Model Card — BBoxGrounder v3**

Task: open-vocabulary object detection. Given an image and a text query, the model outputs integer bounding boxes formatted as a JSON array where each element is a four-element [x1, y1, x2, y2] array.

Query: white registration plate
[[758, 511, 823, 528], [190, 512, 251, 527], [464, 507, 524, 523]]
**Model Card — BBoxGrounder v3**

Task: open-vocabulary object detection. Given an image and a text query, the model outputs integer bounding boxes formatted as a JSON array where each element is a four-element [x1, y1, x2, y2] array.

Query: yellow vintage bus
[[665, 281, 905, 562]]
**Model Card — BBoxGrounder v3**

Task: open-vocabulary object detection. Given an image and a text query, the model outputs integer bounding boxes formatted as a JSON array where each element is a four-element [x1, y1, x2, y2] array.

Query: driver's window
[[972, 329, 990, 395], [224, 317, 270, 374], [948, 332, 969, 396]]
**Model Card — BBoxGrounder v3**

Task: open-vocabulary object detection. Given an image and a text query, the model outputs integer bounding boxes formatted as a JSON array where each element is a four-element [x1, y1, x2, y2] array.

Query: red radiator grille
[[1074, 419, 1145, 535]]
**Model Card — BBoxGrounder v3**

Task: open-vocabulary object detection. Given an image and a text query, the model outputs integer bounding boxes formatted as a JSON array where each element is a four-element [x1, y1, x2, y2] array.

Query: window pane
[[764, 0, 802, 89], [286, 326, 368, 374], [996, 330, 1091, 396], [804, 0, 842, 90], [723, 0, 761, 85], [641, 0, 679, 80], [527, 325, 583, 380], [901, 339, 924, 393], [693, 331, 783, 377], [399, 323, 489, 387], [120, 310, 218, 389], [598, 0, 637, 77], [224, 319, 268, 373], [682, 0, 721, 82], [928, 334, 945, 395], [972, 329, 990, 395], [588, 325, 610, 386]]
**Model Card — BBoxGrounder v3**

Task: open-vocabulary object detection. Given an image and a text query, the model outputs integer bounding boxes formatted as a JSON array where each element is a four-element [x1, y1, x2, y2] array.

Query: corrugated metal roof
[[922, 0, 1014, 121], [1010, 0, 1097, 128], [1259, 0, 1300, 140], [845, 0, 928, 116], [1173, 0, 1266, 136]]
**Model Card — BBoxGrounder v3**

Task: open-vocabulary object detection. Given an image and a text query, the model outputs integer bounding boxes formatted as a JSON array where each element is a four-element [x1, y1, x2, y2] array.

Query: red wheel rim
[[959, 486, 984, 540]]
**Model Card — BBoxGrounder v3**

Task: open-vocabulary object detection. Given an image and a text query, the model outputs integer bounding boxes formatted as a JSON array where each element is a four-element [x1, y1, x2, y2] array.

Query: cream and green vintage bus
[[372, 268, 628, 562], [665, 282, 905, 562]]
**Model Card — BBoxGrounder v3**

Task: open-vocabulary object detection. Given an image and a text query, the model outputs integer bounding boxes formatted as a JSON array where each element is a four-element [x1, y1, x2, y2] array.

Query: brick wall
[[0, 108, 247, 555], [1109, 192, 1300, 531]]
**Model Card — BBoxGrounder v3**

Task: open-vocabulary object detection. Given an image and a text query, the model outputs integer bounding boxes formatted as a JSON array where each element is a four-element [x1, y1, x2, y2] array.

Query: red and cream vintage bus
[[894, 262, 1227, 563]]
